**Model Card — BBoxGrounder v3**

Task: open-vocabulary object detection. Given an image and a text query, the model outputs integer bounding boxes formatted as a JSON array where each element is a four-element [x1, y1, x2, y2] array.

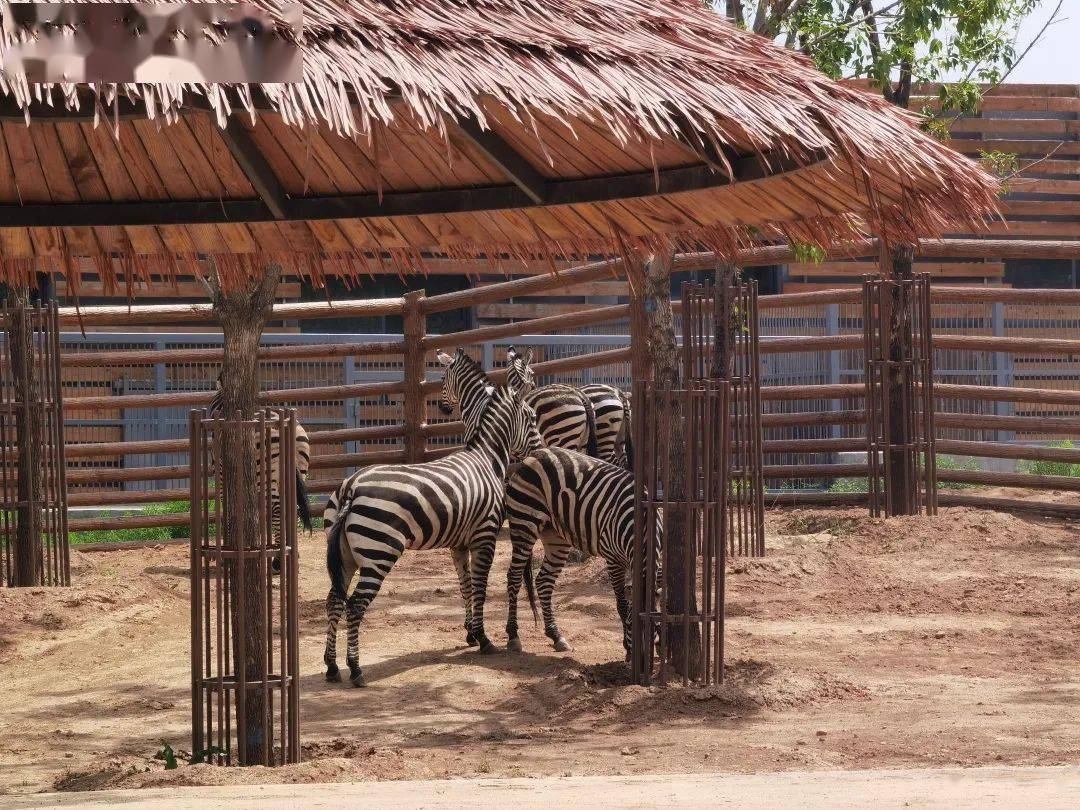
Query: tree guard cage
[[681, 275, 765, 556], [0, 300, 68, 587], [863, 274, 938, 516], [631, 380, 731, 687], [190, 408, 300, 767]]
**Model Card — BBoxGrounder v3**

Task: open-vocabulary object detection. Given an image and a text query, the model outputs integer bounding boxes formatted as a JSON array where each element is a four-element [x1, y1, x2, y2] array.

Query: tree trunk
[[211, 265, 281, 765], [7, 286, 44, 587], [643, 252, 700, 679], [884, 245, 917, 514]]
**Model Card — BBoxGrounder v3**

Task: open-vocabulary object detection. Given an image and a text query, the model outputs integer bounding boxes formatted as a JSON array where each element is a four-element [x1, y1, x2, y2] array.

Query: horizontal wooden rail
[[936, 412, 1080, 434], [63, 379, 406, 412], [735, 238, 1080, 267], [764, 491, 868, 507], [62, 423, 406, 460], [69, 512, 197, 532], [937, 468, 1080, 491], [68, 464, 188, 485], [758, 289, 862, 309], [760, 334, 860, 353], [68, 487, 193, 507], [935, 383, 1080, 406], [420, 256, 625, 315], [58, 297, 406, 328], [761, 410, 865, 428], [934, 334, 1080, 355], [425, 304, 631, 350], [62, 340, 406, 368], [935, 439, 1080, 463], [763, 463, 868, 478], [763, 437, 865, 453], [761, 383, 864, 401], [309, 449, 406, 470]]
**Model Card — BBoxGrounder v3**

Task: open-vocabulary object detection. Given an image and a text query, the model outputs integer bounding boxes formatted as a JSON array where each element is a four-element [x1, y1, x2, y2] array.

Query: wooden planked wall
[[785, 83, 1080, 292]]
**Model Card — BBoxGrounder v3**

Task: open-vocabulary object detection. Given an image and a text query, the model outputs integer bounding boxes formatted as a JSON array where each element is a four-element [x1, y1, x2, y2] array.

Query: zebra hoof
[[325, 667, 341, 683], [466, 632, 478, 647], [478, 639, 498, 655], [350, 671, 367, 688], [553, 637, 573, 653], [506, 637, 523, 652]]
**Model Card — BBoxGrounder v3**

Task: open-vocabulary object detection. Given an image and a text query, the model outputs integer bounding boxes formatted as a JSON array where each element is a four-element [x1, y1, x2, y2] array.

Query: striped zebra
[[207, 384, 313, 540], [322, 380, 541, 687], [503, 447, 649, 659], [505, 346, 632, 470]]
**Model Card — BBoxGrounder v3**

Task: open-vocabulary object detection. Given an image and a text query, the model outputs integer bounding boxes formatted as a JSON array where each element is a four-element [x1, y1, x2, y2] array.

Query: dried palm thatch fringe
[[0, 0, 999, 289]]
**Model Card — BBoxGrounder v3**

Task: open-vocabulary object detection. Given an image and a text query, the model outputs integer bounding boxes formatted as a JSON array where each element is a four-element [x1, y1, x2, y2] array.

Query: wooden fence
[[48, 264, 1080, 533]]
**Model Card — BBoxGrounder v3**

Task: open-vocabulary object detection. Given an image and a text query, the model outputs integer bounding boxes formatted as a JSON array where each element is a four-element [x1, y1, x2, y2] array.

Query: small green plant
[[791, 242, 826, 265], [154, 741, 225, 769], [978, 150, 1020, 195], [934, 455, 983, 490], [156, 741, 179, 770], [1018, 441, 1080, 478]]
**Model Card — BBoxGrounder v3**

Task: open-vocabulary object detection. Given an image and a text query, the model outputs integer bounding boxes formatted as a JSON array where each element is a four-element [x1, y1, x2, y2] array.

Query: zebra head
[[505, 346, 535, 394], [511, 389, 544, 461], [467, 383, 543, 465], [437, 348, 489, 420]]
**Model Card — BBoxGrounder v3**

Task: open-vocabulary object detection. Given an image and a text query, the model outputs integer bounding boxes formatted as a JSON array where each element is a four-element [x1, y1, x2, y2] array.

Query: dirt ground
[[1, 505, 1078, 795]]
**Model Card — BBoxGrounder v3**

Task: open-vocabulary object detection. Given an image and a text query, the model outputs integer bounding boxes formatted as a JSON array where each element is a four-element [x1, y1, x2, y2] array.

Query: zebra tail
[[621, 393, 634, 472], [581, 391, 599, 458], [296, 470, 313, 532], [325, 486, 352, 601], [524, 552, 539, 626]]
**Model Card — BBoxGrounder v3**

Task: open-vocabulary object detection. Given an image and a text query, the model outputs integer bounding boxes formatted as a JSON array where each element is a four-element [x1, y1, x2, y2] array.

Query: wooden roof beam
[[218, 118, 289, 220], [449, 116, 548, 204]]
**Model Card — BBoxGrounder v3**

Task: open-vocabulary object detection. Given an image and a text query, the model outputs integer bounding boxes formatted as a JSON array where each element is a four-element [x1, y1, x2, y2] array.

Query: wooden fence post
[[403, 290, 427, 463], [627, 253, 651, 385]]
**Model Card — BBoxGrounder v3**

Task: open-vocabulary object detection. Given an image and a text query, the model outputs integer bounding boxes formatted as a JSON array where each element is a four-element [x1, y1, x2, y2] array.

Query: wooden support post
[[881, 243, 918, 515], [6, 289, 43, 587], [627, 253, 651, 386], [402, 290, 427, 463]]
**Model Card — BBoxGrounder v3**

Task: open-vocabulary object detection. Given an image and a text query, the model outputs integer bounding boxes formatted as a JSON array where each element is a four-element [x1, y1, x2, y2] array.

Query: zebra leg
[[323, 538, 356, 682], [343, 545, 402, 688], [606, 558, 633, 661], [505, 519, 540, 652], [324, 590, 346, 681], [451, 546, 476, 647], [468, 528, 499, 655], [536, 543, 573, 652]]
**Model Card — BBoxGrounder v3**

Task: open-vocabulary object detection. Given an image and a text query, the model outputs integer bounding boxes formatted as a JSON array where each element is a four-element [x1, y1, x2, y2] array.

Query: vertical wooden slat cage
[[0, 300, 69, 587], [864, 274, 937, 516], [631, 379, 731, 687], [190, 408, 300, 767], [681, 274, 764, 556]]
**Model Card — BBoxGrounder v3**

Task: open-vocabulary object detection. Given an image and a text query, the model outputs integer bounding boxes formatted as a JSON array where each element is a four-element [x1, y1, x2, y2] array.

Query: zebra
[[207, 382, 313, 542], [503, 447, 650, 659], [323, 380, 542, 687], [505, 346, 633, 470]]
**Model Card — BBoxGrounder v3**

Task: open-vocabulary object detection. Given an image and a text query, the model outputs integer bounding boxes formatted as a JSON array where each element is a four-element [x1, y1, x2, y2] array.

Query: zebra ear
[[507, 345, 518, 361], [483, 384, 496, 399], [437, 350, 454, 367], [523, 348, 533, 366]]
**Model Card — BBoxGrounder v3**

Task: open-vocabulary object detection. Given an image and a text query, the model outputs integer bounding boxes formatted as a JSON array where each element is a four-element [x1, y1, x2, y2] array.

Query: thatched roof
[[0, 0, 998, 289]]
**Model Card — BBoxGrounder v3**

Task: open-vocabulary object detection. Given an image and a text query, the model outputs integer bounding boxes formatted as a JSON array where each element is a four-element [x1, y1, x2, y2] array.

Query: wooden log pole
[[402, 291, 427, 464]]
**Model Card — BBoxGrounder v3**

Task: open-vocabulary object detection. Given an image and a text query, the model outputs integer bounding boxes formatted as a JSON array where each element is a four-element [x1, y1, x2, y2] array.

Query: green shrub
[[1017, 440, 1080, 478], [69, 500, 192, 546], [826, 455, 984, 493]]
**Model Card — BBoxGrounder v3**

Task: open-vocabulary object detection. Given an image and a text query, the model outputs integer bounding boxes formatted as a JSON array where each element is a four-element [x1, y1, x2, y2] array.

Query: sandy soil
[[1, 506, 1078, 795]]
